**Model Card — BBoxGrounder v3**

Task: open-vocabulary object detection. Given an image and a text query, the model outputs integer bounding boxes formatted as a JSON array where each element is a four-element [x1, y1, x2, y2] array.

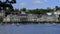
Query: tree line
[[3, 6, 60, 15], [20, 6, 60, 15]]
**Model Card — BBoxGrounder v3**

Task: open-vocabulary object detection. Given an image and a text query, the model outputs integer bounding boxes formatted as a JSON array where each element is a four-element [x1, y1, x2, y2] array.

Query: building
[[3, 11, 27, 22], [19, 14, 28, 22], [0, 10, 5, 22], [27, 14, 38, 22], [3, 10, 59, 22], [54, 10, 60, 17], [3, 14, 21, 22], [0, 10, 5, 18], [37, 15, 58, 22], [3, 15, 10, 22]]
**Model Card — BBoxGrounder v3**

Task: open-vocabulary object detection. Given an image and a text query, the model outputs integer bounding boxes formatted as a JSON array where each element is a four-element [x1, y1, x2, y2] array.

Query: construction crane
[[0, 0, 16, 11]]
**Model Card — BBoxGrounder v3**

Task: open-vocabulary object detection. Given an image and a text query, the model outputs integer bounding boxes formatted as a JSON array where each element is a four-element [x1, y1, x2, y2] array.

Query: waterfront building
[[0, 10, 5, 18], [3, 10, 60, 22], [3, 11, 27, 22], [54, 10, 60, 17], [37, 15, 58, 22], [27, 14, 38, 22]]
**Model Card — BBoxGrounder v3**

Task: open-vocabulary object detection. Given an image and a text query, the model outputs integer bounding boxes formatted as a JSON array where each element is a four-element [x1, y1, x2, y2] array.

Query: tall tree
[[55, 6, 60, 11], [46, 7, 53, 12]]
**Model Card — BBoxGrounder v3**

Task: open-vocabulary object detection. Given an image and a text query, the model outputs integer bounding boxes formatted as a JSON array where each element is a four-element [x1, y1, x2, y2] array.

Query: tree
[[46, 7, 53, 12], [20, 8, 26, 11], [14, 9, 19, 11], [55, 6, 60, 11]]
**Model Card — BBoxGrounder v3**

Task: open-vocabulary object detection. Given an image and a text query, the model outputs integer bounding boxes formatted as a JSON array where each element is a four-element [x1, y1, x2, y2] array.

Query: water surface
[[0, 24, 60, 34]]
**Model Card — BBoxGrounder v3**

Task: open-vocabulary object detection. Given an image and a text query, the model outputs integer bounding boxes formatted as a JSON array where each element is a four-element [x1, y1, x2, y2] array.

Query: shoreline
[[0, 21, 60, 25]]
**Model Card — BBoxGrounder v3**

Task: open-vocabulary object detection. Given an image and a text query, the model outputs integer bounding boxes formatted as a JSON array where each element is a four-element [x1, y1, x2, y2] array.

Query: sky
[[12, 0, 60, 9]]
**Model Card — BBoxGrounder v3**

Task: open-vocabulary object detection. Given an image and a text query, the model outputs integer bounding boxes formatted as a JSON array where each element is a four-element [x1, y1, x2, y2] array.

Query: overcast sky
[[12, 0, 60, 9]]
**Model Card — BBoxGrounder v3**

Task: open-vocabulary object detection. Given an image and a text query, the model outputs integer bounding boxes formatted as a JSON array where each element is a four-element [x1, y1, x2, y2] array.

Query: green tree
[[20, 8, 26, 11], [46, 7, 53, 12], [14, 9, 19, 11], [55, 6, 60, 11]]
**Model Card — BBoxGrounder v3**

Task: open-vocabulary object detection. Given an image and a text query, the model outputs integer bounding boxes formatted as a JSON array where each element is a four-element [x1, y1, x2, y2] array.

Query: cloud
[[20, 3, 26, 8], [33, 0, 43, 5], [44, 0, 48, 2], [19, 0, 48, 7]]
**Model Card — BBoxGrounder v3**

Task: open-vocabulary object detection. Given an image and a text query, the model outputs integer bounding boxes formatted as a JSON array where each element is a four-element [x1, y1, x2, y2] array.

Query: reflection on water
[[0, 24, 60, 34]]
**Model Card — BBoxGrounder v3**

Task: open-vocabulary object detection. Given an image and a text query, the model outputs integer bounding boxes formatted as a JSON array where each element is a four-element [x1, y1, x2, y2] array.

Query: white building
[[27, 14, 38, 22], [47, 12, 52, 15], [37, 15, 58, 22], [3, 14, 28, 22], [3, 15, 10, 22], [3, 11, 27, 22], [3, 14, 21, 22], [19, 14, 28, 21], [21, 11, 26, 14], [54, 10, 60, 17]]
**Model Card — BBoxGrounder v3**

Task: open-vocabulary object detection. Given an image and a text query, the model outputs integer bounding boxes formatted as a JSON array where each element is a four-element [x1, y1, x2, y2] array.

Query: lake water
[[0, 24, 60, 34]]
